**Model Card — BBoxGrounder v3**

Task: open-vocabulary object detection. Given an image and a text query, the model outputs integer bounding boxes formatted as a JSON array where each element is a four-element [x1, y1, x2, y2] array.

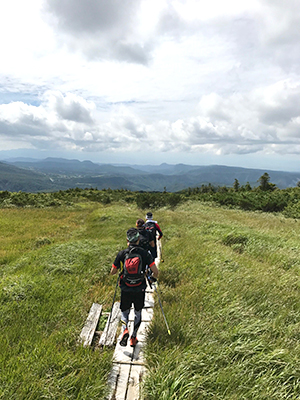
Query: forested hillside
[[1, 158, 300, 192]]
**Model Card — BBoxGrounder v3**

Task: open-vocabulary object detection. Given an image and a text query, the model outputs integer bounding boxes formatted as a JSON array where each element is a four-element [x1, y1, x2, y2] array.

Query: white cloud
[[44, 91, 95, 123], [0, 0, 300, 170], [1, 78, 300, 158], [43, 0, 154, 64]]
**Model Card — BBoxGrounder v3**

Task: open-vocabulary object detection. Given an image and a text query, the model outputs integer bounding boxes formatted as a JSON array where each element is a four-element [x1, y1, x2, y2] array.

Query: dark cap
[[136, 218, 145, 228], [146, 212, 152, 219], [127, 228, 140, 243]]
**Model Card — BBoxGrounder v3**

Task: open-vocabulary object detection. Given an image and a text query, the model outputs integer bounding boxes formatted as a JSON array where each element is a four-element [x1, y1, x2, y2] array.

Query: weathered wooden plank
[[106, 363, 120, 400], [113, 343, 145, 365], [126, 365, 145, 400], [114, 364, 131, 400], [142, 308, 154, 322], [144, 299, 154, 308], [99, 302, 121, 347], [113, 320, 151, 365], [79, 303, 102, 347], [145, 291, 153, 301], [144, 292, 155, 308], [131, 339, 145, 364]]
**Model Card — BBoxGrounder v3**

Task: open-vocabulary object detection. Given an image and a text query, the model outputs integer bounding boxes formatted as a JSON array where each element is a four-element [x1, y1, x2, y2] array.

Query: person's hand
[[149, 276, 157, 284]]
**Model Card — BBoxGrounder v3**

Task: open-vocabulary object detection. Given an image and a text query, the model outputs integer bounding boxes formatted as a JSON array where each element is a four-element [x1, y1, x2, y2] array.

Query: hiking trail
[[106, 239, 162, 400], [79, 240, 162, 399]]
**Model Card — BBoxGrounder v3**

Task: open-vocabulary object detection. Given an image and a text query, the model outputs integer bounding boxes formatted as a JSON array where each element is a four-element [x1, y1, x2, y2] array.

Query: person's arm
[[146, 250, 159, 279], [110, 251, 123, 275], [155, 223, 163, 239], [150, 262, 159, 279], [110, 265, 118, 275]]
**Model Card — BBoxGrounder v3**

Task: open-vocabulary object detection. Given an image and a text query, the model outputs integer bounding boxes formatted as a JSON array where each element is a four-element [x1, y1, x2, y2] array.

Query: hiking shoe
[[130, 336, 138, 347], [120, 328, 129, 347]]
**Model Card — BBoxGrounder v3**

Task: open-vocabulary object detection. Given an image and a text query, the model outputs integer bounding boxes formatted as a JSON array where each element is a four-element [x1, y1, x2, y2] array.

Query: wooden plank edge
[[99, 302, 121, 347], [79, 303, 102, 347]]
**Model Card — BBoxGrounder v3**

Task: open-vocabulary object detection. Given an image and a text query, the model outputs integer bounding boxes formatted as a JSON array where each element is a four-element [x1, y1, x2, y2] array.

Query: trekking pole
[[103, 274, 120, 347], [148, 277, 171, 335]]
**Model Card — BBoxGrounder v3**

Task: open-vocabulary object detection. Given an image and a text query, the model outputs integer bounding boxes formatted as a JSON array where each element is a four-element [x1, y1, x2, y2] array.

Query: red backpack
[[123, 248, 144, 287]]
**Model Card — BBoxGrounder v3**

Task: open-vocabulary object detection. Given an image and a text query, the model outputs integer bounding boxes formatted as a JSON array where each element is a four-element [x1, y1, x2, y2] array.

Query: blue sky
[[0, 0, 300, 172]]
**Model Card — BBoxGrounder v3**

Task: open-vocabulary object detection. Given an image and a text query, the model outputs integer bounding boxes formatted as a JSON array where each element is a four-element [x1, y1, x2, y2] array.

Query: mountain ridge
[[1, 157, 299, 192]]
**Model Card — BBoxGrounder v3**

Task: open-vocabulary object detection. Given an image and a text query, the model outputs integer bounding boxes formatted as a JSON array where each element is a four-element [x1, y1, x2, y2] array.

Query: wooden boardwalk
[[79, 240, 162, 399], [106, 240, 162, 400], [106, 289, 154, 400]]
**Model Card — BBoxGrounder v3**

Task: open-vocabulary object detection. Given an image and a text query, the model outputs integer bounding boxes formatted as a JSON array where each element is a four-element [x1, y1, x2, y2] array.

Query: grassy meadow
[[0, 199, 300, 399]]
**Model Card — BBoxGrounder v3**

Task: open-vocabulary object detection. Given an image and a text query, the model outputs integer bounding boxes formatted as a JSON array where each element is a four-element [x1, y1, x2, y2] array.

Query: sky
[[0, 0, 300, 171]]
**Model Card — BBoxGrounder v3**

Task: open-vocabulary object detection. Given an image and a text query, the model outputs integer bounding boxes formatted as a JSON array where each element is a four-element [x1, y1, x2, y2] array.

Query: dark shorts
[[120, 290, 145, 312]]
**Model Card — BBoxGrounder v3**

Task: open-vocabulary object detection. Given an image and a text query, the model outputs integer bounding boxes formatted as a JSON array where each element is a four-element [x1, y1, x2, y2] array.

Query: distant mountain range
[[0, 157, 299, 192]]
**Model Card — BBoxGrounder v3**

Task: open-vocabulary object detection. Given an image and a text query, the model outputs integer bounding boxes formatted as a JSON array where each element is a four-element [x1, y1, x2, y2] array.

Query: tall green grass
[[0, 203, 144, 399], [1, 200, 300, 399], [143, 202, 300, 399]]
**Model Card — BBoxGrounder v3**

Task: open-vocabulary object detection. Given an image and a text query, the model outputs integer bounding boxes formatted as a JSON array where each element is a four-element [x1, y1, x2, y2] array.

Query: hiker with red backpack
[[110, 228, 159, 347], [145, 212, 163, 259]]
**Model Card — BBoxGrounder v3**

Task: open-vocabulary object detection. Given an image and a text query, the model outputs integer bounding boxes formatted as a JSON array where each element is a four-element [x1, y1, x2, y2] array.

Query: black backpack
[[145, 221, 156, 238], [123, 248, 144, 287], [137, 228, 151, 250]]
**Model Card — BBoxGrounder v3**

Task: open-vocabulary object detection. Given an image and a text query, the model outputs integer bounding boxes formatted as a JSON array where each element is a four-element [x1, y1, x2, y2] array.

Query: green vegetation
[[180, 173, 300, 218], [0, 205, 116, 399], [1, 173, 300, 218], [0, 189, 300, 399], [144, 202, 300, 399]]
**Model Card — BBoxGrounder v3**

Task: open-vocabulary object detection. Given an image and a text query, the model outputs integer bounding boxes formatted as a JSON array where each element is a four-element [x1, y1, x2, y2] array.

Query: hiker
[[145, 212, 163, 259], [110, 228, 159, 347], [135, 218, 156, 258]]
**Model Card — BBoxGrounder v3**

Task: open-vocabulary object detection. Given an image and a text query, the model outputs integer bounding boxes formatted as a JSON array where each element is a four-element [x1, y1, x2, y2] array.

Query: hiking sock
[[132, 309, 142, 337]]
